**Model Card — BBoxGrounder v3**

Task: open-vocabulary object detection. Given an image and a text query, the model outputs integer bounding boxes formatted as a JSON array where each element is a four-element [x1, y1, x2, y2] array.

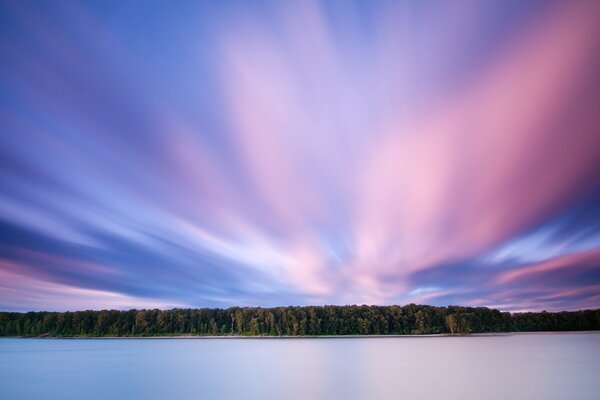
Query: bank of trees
[[0, 305, 598, 337]]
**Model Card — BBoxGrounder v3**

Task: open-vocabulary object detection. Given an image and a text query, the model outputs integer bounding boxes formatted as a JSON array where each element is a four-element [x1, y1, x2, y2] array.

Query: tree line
[[0, 305, 598, 337]]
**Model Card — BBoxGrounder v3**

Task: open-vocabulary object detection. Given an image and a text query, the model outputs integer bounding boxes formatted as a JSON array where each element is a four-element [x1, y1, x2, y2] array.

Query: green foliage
[[0, 305, 598, 337]]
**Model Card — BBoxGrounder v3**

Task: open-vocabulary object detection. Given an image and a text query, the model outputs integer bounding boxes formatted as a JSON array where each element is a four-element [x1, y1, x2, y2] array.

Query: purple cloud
[[1, 0, 600, 311]]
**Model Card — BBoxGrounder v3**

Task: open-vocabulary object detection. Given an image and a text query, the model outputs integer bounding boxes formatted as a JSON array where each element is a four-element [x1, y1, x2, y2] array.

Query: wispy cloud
[[1, 0, 599, 311]]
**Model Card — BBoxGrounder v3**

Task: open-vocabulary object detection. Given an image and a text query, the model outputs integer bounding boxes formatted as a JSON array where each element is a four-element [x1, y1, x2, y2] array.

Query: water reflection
[[1, 334, 599, 400]]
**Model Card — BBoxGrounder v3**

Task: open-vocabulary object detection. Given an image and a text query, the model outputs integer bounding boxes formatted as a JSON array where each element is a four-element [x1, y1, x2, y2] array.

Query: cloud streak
[[1, 0, 599, 311]]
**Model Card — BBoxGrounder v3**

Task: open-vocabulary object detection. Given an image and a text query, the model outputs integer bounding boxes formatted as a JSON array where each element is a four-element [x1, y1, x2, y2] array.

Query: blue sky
[[1, 0, 600, 311]]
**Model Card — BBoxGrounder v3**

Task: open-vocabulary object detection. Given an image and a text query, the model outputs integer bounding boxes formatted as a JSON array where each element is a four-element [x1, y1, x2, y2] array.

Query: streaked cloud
[[1, 0, 599, 311]]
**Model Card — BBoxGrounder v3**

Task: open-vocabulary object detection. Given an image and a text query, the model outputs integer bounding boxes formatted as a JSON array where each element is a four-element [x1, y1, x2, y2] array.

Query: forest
[[0, 305, 599, 337]]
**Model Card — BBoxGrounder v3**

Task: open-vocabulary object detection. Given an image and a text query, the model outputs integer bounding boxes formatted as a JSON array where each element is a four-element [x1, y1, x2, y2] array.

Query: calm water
[[1, 333, 599, 400]]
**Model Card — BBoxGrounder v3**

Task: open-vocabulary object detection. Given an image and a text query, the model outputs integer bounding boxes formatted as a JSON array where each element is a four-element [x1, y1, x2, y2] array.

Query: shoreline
[[2, 331, 599, 340]]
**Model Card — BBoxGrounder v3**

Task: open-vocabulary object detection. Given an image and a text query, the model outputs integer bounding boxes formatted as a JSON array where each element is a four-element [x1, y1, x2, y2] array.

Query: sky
[[1, 0, 600, 312]]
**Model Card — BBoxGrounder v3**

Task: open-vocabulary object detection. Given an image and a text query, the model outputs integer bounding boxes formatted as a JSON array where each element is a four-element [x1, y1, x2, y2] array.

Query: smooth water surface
[[1, 333, 599, 400]]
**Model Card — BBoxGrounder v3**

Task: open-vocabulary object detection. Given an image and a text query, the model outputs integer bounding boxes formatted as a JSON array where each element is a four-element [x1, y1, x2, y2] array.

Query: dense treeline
[[0, 305, 599, 337]]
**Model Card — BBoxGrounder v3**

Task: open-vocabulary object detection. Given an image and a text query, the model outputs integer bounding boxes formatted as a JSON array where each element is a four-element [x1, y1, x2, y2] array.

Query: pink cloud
[[352, 0, 600, 284], [497, 249, 600, 285], [205, 0, 600, 304], [0, 260, 183, 311]]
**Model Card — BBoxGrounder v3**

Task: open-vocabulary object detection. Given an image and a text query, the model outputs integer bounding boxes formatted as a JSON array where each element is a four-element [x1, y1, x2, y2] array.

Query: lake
[[1, 333, 599, 400]]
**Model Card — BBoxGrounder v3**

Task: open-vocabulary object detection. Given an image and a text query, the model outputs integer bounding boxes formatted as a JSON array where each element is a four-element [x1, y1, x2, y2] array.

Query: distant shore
[[3, 331, 600, 339], [3, 306, 598, 338]]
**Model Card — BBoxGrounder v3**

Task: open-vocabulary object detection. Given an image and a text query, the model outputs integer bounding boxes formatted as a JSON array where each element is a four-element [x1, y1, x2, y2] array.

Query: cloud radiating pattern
[[1, 0, 600, 311]]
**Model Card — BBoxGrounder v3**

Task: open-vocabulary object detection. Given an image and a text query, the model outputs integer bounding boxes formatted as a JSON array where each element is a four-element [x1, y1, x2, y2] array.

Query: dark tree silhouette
[[1, 305, 598, 337]]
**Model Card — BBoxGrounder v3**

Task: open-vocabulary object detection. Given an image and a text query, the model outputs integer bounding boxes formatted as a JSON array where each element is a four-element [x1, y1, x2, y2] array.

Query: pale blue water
[[1, 333, 599, 400]]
